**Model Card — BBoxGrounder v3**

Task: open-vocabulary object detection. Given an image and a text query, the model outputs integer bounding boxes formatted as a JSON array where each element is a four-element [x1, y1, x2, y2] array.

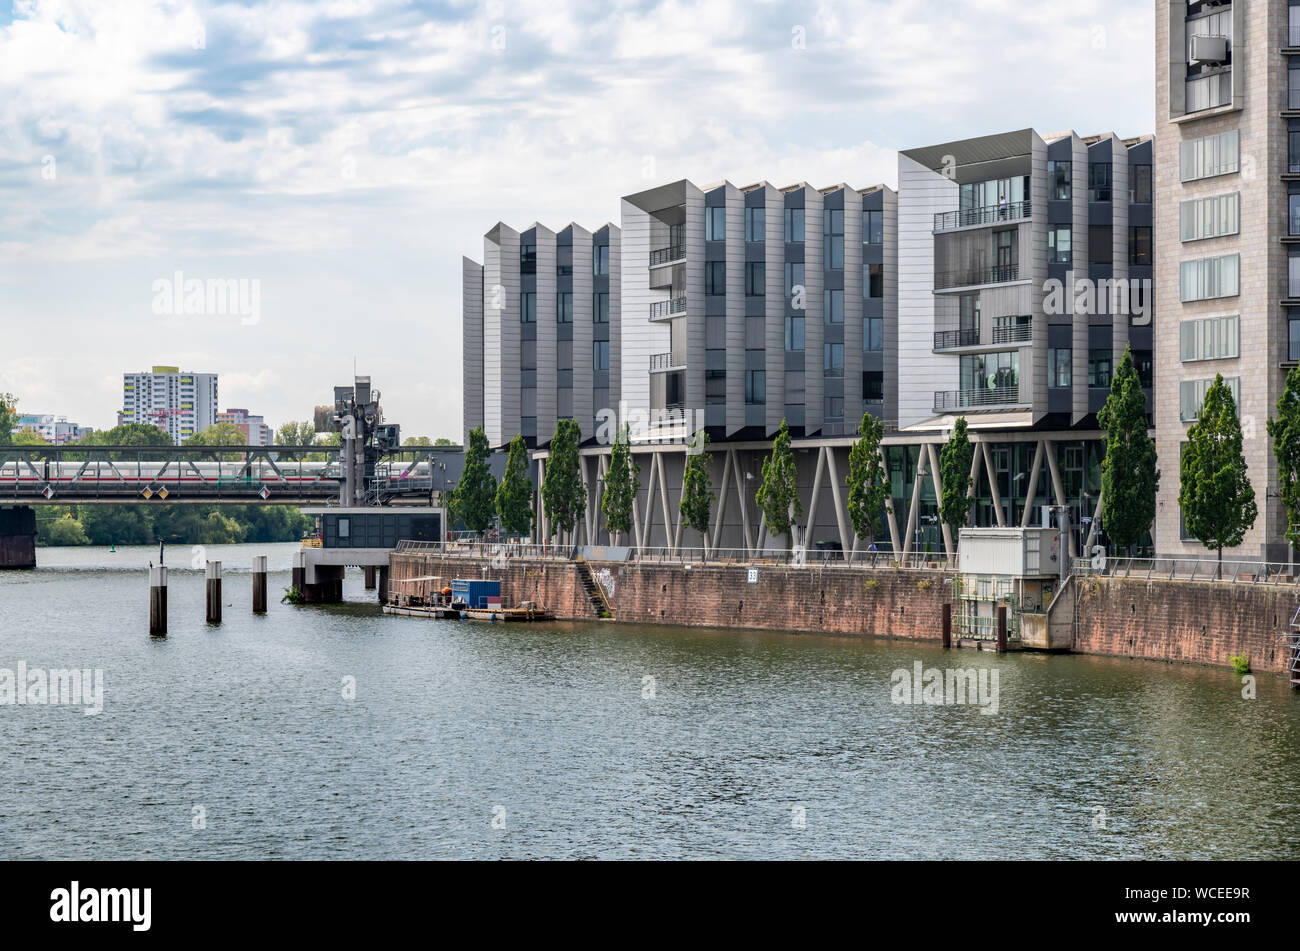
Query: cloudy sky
[[1, 0, 1154, 440]]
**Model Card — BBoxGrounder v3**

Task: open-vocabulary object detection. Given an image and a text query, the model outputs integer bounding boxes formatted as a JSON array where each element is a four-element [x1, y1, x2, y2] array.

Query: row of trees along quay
[[444, 345, 1300, 573]]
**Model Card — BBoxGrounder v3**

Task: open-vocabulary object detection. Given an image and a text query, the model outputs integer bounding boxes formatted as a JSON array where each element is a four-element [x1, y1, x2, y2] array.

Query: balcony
[[992, 323, 1032, 344], [649, 297, 686, 320], [933, 385, 1021, 413], [649, 245, 685, 267], [933, 329, 980, 350], [933, 200, 1031, 233], [934, 264, 1020, 291], [650, 353, 683, 371]]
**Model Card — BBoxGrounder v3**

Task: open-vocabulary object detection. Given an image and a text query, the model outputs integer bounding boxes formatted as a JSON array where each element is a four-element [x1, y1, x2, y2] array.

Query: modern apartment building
[[619, 178, 897, 441], [11, 414, 93, 445], [1154, 0, 1294, 559], [463, 221, 621, 449], [217, 408, 273, 445], [121, 366, 219, 445]]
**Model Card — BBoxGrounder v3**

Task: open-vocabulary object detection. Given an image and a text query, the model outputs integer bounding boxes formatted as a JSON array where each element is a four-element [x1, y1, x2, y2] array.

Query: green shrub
[[1229, 654, 1251, 675]]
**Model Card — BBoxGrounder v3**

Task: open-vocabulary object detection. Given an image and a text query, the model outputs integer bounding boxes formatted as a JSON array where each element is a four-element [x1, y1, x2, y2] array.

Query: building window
[[1180, 377, 1240, 422], [1180, 314, 1240, 362], [745, 207, 765, 242], [823, 288, 844, 324], [746, 369, 766, 404], [823, 342, 844, 377], [556, 245, 573, 276], [784, 208, 805, 243], [520, 240, 536, 274], [864, 316, 883, 352], [1180, 254, 1240, 302], [1291, 63, 1300, 110], [1180, 130, 1239, 182], [865, 263, 883, 299], [338, 517, 350, 539], [785, 262, 805, 298], [704, 206, 726, 241], [1048, 160, 1071, 200], [745, 262, 766, 297], [863, 210, 883, 245], [592, 340, 610, 371], [1129, 165, 1152, 203], [960, 295, 980, 333], [1291, 132, 1300, 175], [1291, 254, 1300, 298], [520, 292, 536, 323], [1187, 72, 1232, 114], [1049, 348, 1072, 387], [593, 244, 609, 275], [824, 397, 844, 420], [1134, 350, 1154, 389], [556, 292, 572, 323], [785, 316, 805, 351], [1129, 227, 1152, 266], [1048, 226, 1072, 264], [1179, 192, 1240, 241], [1089, 226, 1113, 265], [823, 208, 844, 269], [1088, 164, 1112, 202], [705, 261, 726, 296], [1088, 350, 1112, 388], [959, 351, 1018, 392], [1291, 194, 1300, 237], [1290, 315, 1300, 362], [863, 371, 884, 403], [593, 292, 609, 323]]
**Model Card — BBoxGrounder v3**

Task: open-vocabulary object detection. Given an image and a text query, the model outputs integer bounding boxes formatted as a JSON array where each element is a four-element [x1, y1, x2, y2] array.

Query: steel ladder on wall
[[1286, 605, 1300, 689]]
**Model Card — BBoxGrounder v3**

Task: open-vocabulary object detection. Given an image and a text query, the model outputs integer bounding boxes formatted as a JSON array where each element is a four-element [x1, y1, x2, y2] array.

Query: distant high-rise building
[[121, 366, 218, 445], [217, 408, 273, 446]]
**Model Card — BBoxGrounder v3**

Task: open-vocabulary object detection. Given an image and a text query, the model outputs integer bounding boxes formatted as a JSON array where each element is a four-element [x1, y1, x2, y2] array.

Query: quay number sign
[[747, 568, 758, 584]]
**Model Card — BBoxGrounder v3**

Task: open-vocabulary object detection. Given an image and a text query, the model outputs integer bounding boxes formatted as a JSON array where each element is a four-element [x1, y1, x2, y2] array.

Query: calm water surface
[[2, 543, 1298, 860]]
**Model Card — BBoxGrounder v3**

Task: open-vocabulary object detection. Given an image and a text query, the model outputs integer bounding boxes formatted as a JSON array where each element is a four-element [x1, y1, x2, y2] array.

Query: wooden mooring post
[[996, 605, 1008, 653], [364, 565, 377, 590], [252, 555, 267, 614], [149, 565, 168, 636], [942, 603, 952, 649], [205, 560, 222, 624]]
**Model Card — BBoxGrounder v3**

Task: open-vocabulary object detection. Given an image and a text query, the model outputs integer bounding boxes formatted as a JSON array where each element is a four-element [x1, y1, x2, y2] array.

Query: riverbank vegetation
[[36, 504, 314, 547]]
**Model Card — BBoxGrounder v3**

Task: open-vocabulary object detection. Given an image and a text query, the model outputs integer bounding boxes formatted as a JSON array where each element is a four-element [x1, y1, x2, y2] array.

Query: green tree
[[77, 505, 155, 545], [1269, 364, 1300, 550], [0, 392, 17, 446], [275, 421, 318, 446], [679, 433, 713, 549], [495, 434, 534, 539], [403, 435, 434, 447], [1098, 346, 1159, 553], [37, 509, 89, 546], [938, 417, 974, 547], [434, 437, 456, 447], [11, 427, 47, 445], [451, 426, 497, 535], [542, 419, 585, 541], [755, 419, 802, 550], [601, 424, 638, 543], [847, 412, 890, 556], [1180, 374, 1257, 577]]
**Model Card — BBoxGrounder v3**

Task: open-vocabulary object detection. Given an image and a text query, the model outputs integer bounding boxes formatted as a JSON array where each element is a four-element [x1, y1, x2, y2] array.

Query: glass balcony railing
[[933, 200, 1031, 232], [649, 297, 686, 319], [934, 264, 1020, 290], [933, 385, 1021, 412], [649, 245, 685, 266]]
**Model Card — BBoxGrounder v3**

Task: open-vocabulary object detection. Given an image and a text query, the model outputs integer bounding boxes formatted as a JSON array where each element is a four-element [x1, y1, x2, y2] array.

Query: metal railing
[[992, 323, 1032, 344], [650, 352, 681, 371], [1073, 554, 1300, 586], [649, 297, 686, 319], [933, 200, 1031, 232], [933, 385, 1021, 412], [933, 328, 980, 350], [649, 245, 685, 266], [394, 540, 954, 571], [934, 263, 1020, 290]]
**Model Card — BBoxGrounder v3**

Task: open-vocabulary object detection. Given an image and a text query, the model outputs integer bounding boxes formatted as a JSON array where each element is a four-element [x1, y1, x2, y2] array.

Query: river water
[[2, 542, 1298, 860]]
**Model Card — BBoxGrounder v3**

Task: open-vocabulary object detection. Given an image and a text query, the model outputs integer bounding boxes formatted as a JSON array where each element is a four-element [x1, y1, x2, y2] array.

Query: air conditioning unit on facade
[[1191, 34, 1228, 65]]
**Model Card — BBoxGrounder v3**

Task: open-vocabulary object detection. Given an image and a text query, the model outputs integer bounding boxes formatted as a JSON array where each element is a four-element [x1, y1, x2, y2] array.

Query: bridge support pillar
[[150, 566, 168, 636], [364, 565, 377, 589], [292, 551, 306, 597], [205, 561, 222, 624], [0, 506, 37, 569], [252, 555, 268, 614], [302, 564, 344, 604], [378, 565, 389, 604]]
